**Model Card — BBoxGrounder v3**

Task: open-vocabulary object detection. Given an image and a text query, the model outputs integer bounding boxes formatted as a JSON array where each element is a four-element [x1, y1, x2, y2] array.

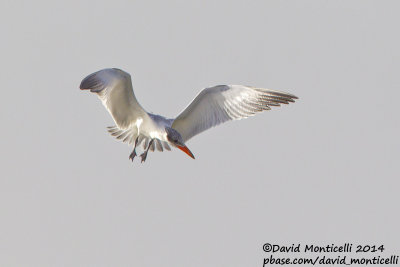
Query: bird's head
[[165, 127, 195, 159]]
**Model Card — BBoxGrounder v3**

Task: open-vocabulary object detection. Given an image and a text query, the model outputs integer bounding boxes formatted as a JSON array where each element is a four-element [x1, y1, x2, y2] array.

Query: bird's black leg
[[128, 136, 139, 162], [140, 139, 154, 163]]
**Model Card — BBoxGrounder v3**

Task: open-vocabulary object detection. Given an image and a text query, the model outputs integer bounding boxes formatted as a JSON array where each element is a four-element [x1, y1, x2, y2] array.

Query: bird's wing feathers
[[107, 126, 138, 145], [107, 126, 171, 152], [172, 85, 298, 142], [80, 68, 150, 129]]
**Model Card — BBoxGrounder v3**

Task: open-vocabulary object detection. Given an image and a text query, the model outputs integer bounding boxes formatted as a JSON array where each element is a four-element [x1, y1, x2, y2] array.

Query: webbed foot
[[140, 139, 154, 163], [128, 136, 140, 162], [129, 150, 137, 161], [140, 151, 148, 163]]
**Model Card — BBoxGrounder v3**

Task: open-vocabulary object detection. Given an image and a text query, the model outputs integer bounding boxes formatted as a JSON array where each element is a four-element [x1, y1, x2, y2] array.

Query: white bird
[[80, 68, 298, 162]]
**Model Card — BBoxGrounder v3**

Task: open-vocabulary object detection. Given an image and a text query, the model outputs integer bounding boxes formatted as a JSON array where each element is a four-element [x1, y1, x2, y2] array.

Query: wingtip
[[79, 83, 87, 90], [79, 72, 105, 92]]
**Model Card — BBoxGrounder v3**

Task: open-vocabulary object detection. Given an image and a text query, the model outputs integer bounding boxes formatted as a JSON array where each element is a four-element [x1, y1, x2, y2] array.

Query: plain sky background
[[0, 1, 399, 266]]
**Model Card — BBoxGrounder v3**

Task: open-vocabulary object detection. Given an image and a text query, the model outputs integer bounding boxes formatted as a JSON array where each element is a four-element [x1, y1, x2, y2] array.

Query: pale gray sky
[[0, 1, 399, 266]]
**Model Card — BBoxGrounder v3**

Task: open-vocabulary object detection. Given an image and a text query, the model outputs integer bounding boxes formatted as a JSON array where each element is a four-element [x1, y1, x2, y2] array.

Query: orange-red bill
[[177, 145, 195, 159]]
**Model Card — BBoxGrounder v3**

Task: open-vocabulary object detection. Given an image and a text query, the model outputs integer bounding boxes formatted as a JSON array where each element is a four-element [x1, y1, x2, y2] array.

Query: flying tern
[[80, 68, 298, 162]]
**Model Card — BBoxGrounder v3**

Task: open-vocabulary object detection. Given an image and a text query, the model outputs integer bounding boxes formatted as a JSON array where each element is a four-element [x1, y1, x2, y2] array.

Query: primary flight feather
[[80, 68, 298, 162]]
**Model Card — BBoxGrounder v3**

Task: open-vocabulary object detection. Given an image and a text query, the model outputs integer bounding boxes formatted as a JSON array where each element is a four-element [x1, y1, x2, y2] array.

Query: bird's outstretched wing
[[172, 85, 298, 142], [80, 68, 150, 129]]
